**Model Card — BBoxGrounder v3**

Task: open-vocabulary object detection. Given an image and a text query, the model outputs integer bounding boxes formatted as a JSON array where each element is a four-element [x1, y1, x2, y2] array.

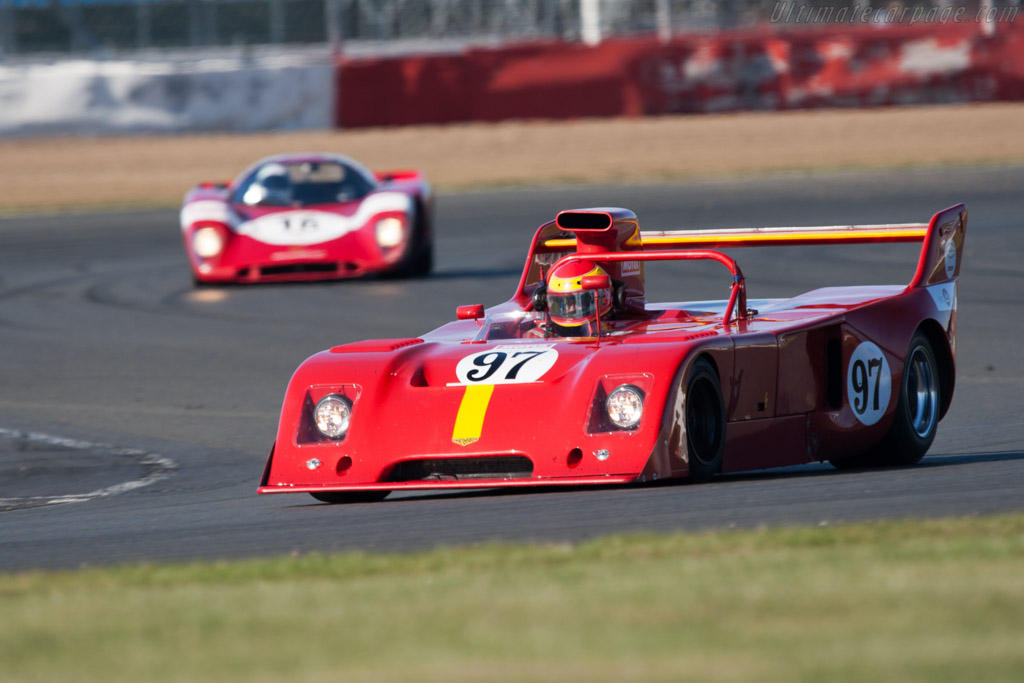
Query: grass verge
[[3, 514, 1024, 683]]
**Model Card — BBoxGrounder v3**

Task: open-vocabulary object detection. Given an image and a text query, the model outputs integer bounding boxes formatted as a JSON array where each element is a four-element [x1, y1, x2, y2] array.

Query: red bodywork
[[259, 204, 966, 498], [180, 153, 433, 284]]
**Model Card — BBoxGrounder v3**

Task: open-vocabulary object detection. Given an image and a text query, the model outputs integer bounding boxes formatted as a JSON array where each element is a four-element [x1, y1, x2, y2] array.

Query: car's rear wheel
[[831, 331, 940, 469], [871, 332, 940, 465], [685, 358, 726, 482], [310, 490, 390, 504]]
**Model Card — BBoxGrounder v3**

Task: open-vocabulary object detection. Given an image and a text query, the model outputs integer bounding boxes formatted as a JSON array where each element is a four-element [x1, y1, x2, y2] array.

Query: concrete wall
[[0, 52, 334, 136]]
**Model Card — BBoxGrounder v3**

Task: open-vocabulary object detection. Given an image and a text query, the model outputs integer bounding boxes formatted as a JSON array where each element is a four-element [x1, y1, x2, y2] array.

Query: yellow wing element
[[452, 384, 495, 446], [543, 224, 928, 250]]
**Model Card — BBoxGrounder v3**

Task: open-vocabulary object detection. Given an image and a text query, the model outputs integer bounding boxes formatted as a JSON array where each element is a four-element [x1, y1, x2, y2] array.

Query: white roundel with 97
[[454, 345, 558, 385], [847, 341, 892, 426]]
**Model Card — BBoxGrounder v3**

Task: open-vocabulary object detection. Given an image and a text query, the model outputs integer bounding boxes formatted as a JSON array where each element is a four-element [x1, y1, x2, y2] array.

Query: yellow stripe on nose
[[452, 384, 494, 446]]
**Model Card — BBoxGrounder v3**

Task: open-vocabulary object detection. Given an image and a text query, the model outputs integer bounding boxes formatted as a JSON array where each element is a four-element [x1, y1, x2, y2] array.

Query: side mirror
[[532, 284, 548, 312], [581, 274, 611, 291], [612, 280, 627, 310], [456, 304, 485, 320]]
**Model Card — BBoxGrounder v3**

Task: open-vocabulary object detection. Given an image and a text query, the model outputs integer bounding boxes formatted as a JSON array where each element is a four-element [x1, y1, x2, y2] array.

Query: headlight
[[606, 385, 644, 428], [375, 217, 405, 248], [314, 395, 351, 438], [192, 226, 225, 259]]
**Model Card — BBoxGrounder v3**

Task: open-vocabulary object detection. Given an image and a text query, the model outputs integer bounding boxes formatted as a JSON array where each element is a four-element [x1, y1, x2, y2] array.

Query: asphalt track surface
[[1, 166, 1022, 572]]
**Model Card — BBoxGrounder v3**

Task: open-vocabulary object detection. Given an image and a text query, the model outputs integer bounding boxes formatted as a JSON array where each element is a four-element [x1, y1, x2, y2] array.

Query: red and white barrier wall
[[336, 23, 1024, 128], [0, 24, 1021, 137]]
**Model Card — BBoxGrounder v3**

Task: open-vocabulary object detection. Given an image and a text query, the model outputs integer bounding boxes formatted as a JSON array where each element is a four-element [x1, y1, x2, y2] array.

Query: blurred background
[[1, 0, 1020, 56], [2, 0, 1022, 137]]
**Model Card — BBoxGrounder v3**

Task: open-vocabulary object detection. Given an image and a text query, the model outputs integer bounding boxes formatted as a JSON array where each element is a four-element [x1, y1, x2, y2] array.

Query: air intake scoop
[[553, 208, 640, 255]]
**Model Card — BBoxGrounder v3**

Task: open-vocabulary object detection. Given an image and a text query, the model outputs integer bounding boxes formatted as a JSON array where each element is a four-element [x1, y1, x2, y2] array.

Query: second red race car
[[259, 203, 966, 503], [180, 153, 433, 285]]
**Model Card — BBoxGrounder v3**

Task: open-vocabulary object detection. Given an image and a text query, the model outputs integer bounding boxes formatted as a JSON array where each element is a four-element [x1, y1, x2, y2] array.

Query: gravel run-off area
[[2, 102, 1023, 213]]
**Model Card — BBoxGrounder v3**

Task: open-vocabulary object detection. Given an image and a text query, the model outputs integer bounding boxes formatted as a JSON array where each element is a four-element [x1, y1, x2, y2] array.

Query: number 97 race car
[[259, 203, 966, 503], [180, 153, 433, 285]]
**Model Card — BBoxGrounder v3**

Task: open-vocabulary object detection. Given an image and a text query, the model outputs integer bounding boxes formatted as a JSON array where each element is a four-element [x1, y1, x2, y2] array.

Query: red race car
[[180, 153, 433, 284], [259, 204, 966, 503]]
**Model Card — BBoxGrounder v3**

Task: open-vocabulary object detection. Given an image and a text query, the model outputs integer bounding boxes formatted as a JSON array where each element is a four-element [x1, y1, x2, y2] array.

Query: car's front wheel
[[685, 358, 726, 482], [387, 205, 433, 278]]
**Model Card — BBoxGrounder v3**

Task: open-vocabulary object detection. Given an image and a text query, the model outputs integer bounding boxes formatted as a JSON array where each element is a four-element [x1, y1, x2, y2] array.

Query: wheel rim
[[906, 345, 939, 438], [686, 376, 722, 466]]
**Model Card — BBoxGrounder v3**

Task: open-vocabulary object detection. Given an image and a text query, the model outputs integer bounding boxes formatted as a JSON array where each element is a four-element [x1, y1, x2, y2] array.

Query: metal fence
[[0, 0, 1019, 57]]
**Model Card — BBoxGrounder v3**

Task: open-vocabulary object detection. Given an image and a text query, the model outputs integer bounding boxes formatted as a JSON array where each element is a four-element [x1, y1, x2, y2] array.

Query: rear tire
[[685, 358, 726, 482], [872, 332, 940, 465], [310, 490, 390, 504], [830, 332, 940, 469]]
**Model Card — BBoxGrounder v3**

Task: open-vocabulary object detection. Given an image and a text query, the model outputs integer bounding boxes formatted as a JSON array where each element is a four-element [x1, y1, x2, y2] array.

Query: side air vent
[[331, 338, 424, 353], [826, 337, 842, 409]]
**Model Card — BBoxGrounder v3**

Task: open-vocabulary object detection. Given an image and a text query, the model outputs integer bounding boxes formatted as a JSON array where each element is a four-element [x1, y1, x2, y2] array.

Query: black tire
[[387, 206, 433, 279], [872, 332, 941, 465], [406, 240, 433, 277], [685, 358, 726, 482], [830, 332, 940, 469], [310, 490, 390, 504]]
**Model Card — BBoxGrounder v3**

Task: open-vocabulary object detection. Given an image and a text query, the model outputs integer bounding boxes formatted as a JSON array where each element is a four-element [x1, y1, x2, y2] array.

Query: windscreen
[[235, 160, 375, 207]]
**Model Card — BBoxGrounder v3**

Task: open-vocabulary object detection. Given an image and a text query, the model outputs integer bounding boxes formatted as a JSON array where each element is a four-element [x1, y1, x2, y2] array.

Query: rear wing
[[545, 223, 927, 249], [908, 204, 967, 288], [539, 204, 967, 289]]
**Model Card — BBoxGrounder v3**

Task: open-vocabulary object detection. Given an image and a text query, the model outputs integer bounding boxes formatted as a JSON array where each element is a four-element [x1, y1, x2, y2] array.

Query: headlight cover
[[606, 385, 644, 428], [192, 226, 225, 259], [375, 216, 405, 249], [314, 394, 351, 438]]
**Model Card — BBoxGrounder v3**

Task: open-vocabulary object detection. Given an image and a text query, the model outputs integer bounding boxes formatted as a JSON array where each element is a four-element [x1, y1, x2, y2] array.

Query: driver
[[543, 260, 614, 337], [242, 163, 293, 206]]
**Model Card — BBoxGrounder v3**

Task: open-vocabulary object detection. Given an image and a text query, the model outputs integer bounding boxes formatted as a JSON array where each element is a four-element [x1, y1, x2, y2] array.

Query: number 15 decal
[[847, 341, 892, 426], [454, 345, 559, 385]]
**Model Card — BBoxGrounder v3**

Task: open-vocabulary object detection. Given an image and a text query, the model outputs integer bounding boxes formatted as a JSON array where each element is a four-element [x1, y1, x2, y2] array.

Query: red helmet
[[547, 260, 612, 327]]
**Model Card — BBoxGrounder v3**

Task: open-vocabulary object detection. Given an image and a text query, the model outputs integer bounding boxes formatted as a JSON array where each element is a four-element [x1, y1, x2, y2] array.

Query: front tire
[[310, 490, 390, 504], [406, 240, 433, 277], [685, 358, 726, 482], [387, 205, 433, 278]]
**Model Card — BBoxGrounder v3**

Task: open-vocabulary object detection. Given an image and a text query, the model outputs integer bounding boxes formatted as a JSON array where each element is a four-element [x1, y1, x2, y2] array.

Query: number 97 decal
[[454, 345, 559, 385], [847, 341, 892, 426]]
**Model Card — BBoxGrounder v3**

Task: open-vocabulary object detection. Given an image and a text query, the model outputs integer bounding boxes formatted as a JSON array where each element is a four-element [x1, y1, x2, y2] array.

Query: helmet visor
[[548, 289, 609, 325]]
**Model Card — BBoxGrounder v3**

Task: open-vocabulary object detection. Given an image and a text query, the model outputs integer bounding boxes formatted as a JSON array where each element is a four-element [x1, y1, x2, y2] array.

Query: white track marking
[[0, 428, 178, 507]]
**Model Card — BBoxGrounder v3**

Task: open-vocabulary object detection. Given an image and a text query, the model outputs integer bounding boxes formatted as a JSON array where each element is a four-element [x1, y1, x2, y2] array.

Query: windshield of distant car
[[234, 160, 375, 207]]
